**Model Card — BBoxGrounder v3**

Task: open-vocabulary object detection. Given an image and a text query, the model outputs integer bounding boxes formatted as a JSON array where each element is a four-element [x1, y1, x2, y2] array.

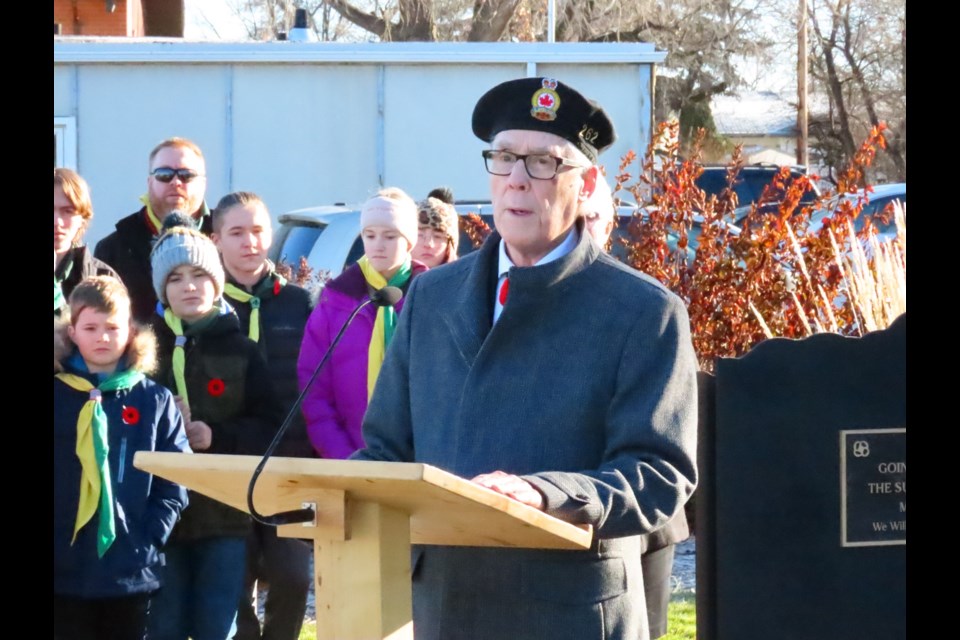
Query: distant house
[[53, 0, 184, 37], [711, 91, 800, 166]]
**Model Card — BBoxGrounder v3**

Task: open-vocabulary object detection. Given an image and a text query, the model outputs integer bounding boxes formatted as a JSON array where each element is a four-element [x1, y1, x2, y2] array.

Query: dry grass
[[753, 201, 906, 338]]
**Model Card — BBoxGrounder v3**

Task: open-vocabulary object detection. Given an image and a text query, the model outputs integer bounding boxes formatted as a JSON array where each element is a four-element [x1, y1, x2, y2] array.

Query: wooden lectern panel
[[134, 452, 593, 550]]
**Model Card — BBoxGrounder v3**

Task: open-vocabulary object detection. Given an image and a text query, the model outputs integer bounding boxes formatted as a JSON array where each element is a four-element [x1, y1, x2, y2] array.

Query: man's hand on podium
[[471, 471, 544, 510]]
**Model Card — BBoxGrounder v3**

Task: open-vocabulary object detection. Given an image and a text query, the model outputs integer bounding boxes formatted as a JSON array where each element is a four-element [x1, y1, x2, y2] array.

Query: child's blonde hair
[[68, 276, 129, 325], [56, 276, 157, 374]]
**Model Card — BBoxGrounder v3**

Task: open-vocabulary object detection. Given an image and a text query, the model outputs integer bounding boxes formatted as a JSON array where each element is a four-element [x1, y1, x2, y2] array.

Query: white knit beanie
[[360, 193, 419, 248], [150, 212, 225, 305]]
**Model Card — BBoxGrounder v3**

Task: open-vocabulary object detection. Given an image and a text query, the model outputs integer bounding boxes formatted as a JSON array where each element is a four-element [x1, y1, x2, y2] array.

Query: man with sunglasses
[[352, 77, 698, 640], [95, 137, 211, 323]]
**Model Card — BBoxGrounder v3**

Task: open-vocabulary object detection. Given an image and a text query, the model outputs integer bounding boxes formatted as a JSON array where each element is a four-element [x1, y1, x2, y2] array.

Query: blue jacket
[[53, 352, 191, 598]]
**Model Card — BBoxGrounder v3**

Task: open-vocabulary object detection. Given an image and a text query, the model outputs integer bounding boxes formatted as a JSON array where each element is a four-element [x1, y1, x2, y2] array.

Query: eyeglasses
[[482, 149, 589, 180], [150, 167, 203, 184]]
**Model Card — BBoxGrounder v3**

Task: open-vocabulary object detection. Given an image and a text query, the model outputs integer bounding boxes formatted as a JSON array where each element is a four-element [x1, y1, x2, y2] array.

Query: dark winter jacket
[[53, 324, 190, 598], [224, 270, 315, 458], [152, 305, 284, 541], [95, 206, 213, 324], [55, 246, 118, 318]]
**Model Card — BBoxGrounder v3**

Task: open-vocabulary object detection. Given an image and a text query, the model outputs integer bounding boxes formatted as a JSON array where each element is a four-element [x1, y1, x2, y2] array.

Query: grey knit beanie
[[150, 212, 225, 305]]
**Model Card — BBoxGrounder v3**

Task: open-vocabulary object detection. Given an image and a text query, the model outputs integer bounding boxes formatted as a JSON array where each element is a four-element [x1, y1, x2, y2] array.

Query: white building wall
[[74, 65, 233, 243], [230, 64, 381, 214], [54, 41, 666, 246], [383, 63, 522, 204]]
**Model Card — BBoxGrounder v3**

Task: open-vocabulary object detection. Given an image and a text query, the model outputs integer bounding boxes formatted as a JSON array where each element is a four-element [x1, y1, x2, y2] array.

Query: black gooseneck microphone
[[246, 285, 404, 526]]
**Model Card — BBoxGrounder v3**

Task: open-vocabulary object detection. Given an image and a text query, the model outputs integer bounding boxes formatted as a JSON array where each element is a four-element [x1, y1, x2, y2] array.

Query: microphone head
[[371, 286, 403, 307]]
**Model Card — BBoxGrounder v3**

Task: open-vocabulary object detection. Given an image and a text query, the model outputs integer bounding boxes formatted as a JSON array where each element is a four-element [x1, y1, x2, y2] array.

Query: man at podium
[[352, 77, 699, 640]]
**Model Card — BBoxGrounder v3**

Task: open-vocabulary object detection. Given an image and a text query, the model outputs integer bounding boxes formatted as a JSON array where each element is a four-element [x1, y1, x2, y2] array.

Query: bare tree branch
[[804, 0, 905, 181], [468, 0, 524, 41], [324, 0, 389, 38]]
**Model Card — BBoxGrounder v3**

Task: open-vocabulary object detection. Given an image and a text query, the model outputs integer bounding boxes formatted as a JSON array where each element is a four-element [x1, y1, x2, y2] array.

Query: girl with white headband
[[296, 187, 428, 459]]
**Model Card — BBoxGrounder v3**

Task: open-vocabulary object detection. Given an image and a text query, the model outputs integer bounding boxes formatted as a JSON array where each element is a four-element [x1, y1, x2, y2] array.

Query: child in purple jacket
[[296, 188, 427, 459]]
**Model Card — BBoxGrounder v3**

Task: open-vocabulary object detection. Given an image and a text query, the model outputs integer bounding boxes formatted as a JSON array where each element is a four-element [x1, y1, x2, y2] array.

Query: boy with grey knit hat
[[146, 213, 284, 640], [150, 211, 225, 308]]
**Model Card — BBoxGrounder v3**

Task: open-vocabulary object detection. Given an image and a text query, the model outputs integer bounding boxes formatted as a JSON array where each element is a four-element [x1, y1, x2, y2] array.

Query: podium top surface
[[135, 452, 593, 551]]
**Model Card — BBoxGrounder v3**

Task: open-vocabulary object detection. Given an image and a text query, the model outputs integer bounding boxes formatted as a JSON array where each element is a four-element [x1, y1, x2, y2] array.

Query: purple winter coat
[[297, 261, 427, 459]]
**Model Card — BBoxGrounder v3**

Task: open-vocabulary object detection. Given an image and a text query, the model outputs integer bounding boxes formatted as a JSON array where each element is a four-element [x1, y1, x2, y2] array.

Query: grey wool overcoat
[[352, 222, 699, 640]]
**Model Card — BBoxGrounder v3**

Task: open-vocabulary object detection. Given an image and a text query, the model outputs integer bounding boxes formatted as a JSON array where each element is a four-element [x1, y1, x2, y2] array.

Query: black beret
[[472, 77, 616, 163]]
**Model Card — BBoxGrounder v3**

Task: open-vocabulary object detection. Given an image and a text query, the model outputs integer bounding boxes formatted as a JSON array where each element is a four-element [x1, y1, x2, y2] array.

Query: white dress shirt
[[493, 226, 580, 324]]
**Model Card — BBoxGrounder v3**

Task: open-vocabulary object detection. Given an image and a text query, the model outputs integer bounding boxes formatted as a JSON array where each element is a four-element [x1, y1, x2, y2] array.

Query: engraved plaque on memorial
[[840, 428, 906, 547]]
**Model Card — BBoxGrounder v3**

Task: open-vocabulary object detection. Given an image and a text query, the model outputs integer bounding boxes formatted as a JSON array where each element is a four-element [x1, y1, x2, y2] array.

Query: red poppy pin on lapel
[[121, 406, 140, 425], [207, 378, 226, 397]]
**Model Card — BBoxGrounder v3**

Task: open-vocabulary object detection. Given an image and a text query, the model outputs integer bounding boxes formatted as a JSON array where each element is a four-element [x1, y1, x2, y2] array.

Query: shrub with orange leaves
[[615, 122, 902, 372]]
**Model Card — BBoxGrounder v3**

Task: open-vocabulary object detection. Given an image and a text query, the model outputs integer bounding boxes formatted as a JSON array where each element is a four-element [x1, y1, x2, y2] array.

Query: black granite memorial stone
[[697, 313, 906, 640]]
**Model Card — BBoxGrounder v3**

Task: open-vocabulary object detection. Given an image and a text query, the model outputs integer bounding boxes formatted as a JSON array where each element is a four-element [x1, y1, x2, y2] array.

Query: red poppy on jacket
[[121, 406, 140, 425], [207, 378, 226, 397], [273, 279, 282, 296]]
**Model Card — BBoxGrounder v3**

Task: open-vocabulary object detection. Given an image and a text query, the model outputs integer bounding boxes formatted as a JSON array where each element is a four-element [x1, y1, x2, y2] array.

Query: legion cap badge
[[530, 78, 561, 122], [472, 76, 616, 162]]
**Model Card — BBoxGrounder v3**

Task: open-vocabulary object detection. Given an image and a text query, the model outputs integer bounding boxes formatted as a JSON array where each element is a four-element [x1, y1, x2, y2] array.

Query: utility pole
[[547, 0, 556, 43], [797, 0, 809, 168]]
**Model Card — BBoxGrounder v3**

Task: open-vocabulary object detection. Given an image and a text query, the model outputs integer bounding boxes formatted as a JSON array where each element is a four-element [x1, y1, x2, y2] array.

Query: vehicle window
[[344, 236, 365, 269], [608, 214, 686, 261], [695, 172, 733, 200], [734, 175, 768, 205], [742, 172, 817, 206], [698, 169, 817, 210], [858, 194, 905, 234], [608, 215, 633, 263], [696, 171, 769, 208], [457, 214, 496, 258], [275, 224, 323, 266], [798, 180, 819, 205]]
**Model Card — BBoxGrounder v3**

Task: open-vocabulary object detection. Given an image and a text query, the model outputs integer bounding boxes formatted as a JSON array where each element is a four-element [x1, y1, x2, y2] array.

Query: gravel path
[[257, 536, 697, 623]]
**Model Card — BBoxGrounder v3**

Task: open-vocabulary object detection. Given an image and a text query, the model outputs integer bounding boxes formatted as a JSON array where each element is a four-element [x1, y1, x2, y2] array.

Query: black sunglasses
[[151, 167, 203, 184]]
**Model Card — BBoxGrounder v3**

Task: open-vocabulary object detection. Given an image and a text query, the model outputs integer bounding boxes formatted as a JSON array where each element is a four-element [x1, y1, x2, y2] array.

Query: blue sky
[[184, 0, 251, 40]]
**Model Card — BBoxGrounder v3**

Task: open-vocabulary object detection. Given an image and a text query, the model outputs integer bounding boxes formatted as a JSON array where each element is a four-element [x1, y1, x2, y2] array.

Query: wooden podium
[[134, 452, 593, 640]]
